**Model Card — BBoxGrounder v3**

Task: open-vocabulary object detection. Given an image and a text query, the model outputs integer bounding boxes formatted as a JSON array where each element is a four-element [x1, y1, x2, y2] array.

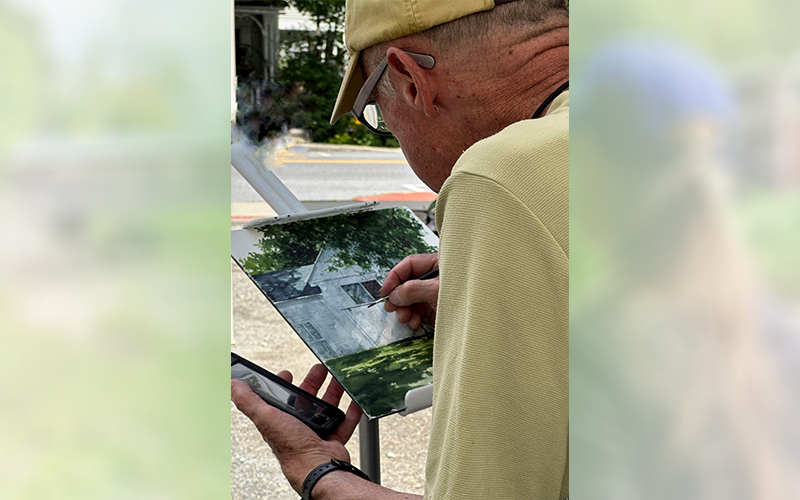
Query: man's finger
[[329, 400, 363, 445], [276, 370, 293, 383], [297, 363, 329, 396], [380, 255, 415, 297], [396, 306, 413, 324], [413, 302, 436, 326], [231, 379, 270, 417], [231, 379, 282, 438], [380, 253, 438, 297], [389, 278, 439, 308], [231, 379, 313, 455], [321, 377, 345, 406]]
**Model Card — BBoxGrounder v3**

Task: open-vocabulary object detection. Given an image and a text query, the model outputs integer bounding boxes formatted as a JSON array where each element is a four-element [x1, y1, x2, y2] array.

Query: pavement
[[232, 142, 435, 204], [231, 142, 434, 499]]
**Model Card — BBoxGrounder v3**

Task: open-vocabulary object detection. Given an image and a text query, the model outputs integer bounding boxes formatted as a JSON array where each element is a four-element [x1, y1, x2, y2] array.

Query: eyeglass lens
[[362, 104, 390, 134]]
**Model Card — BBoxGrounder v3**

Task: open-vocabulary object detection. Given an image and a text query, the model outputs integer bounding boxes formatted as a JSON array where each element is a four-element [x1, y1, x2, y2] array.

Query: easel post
[[359, 416, 381, 484]]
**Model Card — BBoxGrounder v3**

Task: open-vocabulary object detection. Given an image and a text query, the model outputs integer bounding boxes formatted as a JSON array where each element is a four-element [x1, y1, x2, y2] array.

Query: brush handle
[[416, 268, 439, 281], [368, 268, 439, 308]]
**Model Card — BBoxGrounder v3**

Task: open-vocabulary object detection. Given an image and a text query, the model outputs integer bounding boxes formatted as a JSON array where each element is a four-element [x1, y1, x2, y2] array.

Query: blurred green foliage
[[737, 189, 800, 298], [0, 4, 43, 158], [1, 0, 232, 496], [329, 117, 400, 148], [571, 0, 800, 67], [237, 0, 398, 146]]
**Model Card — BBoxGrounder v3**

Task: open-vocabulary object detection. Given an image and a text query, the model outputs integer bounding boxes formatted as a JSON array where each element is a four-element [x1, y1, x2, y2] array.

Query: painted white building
[[252, 248, 432, 360]]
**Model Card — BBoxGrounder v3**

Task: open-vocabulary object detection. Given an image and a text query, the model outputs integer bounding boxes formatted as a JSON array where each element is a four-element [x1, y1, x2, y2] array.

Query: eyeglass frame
[[350, 51, 436, 136]]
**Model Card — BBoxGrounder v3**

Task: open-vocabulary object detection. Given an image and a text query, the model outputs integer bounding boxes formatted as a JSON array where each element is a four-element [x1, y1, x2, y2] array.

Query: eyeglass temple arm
[[352, 51, 435, 114], [353, 59, 388, 114], [407, 52, 435, 69]]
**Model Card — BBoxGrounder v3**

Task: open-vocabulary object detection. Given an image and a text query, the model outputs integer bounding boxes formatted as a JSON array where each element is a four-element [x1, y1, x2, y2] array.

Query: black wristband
[[300, 458, 371, 500]]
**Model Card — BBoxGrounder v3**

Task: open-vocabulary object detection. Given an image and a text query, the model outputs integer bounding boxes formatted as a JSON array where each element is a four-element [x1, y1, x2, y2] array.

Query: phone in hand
[[231, 353, 346, 438]]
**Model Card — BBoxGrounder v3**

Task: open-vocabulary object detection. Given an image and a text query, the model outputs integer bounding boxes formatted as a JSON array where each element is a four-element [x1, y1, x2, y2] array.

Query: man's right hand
[[380, 253, 439, 330]]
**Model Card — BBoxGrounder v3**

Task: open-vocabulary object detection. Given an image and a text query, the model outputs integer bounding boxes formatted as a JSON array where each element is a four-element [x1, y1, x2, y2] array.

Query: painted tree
[[241, 209, 437, 276]]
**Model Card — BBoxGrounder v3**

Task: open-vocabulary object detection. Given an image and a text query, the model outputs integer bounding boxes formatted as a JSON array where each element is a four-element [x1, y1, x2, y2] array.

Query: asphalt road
[[231, 143, 432, 202]]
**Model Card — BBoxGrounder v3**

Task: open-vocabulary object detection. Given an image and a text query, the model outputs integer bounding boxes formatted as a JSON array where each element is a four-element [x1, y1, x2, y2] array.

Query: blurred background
[[3, 0, 799, 497], [571, 1, 800, 498], [0, 0, 230, 497]]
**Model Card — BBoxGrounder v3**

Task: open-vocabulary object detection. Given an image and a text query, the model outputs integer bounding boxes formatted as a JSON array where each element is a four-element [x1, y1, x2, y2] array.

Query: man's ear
[[385, 47, 437, 116]]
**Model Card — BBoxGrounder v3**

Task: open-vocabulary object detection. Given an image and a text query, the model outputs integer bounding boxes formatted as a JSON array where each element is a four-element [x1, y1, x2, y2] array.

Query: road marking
[[278, 159, 407, 164], [354, 192, 437, 202], [402, 184, 429, 193]]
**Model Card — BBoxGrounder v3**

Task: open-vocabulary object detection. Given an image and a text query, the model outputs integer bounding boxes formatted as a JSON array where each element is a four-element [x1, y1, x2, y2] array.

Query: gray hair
[[361, 0, 568, 97]]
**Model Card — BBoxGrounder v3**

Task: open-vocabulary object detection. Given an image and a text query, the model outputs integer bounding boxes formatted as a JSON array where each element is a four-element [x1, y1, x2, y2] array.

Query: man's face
[[357, 46, 484, 192], [375, 91, 472, 193]]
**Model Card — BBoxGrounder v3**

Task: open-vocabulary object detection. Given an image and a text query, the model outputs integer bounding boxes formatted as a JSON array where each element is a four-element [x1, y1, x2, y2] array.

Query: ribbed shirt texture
[[425, 93, 569, 500]]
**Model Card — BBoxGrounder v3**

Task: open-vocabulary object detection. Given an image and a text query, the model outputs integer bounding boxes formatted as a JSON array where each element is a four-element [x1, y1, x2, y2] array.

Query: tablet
[[232, 206, 438, 419]]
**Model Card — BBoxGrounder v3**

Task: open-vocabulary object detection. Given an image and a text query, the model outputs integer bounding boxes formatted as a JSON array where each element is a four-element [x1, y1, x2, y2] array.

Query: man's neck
[[460, 19, 569, 137]]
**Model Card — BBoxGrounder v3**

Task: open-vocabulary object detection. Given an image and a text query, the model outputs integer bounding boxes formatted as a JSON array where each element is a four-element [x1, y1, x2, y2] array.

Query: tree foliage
[[241, 209, 437, 276], [237, 0, 398, 146]]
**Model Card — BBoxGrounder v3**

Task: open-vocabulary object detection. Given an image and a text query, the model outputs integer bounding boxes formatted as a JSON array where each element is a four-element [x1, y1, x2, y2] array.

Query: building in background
[[234, 1, 281, 83], [234, 2, 313, 84]]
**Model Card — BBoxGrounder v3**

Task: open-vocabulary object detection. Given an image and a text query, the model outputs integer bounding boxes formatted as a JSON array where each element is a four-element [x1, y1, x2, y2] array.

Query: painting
[[231, 207, 438, 418]]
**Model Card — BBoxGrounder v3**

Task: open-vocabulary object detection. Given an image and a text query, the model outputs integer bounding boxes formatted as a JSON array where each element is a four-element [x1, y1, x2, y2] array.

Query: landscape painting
[[231, 207, 438, 418]]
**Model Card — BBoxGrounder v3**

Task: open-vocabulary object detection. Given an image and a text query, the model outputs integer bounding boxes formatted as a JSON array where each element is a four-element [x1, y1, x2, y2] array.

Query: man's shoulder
[[443, 100, 569, 255], [453, 104, 568, 185]]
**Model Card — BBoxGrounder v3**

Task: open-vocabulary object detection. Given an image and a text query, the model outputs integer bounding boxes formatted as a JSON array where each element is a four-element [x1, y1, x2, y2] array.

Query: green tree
[[0, 3, 44, 158], [278, 21, 347, 142], [237, 0, 399, 145], [241, 209, 437, 275]]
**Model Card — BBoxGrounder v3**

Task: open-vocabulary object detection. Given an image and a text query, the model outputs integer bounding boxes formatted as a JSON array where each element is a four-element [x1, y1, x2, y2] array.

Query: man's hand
[[380, 253, 439, 329], [231, 364, 363, 493]]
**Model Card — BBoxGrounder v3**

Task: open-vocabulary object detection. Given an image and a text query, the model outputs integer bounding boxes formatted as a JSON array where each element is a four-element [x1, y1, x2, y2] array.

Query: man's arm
[[311, 473, 421, 500], [231, 365, 421, 500]]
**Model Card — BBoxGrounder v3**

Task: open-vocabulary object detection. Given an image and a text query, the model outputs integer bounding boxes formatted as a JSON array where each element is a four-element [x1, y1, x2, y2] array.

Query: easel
[[231, 129, 433, 484]]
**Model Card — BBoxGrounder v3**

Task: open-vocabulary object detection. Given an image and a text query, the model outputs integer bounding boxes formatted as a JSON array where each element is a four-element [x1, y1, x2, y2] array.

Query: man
[[231, 1, 569, 498]]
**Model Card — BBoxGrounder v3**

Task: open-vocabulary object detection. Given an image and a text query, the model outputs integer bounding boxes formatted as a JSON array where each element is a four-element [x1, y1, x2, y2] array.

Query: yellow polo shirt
[[425, 93, 569, 500]]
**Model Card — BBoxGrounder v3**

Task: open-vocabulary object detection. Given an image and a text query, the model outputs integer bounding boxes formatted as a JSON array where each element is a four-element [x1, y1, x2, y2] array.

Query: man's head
[[332, 0, 569, 191]]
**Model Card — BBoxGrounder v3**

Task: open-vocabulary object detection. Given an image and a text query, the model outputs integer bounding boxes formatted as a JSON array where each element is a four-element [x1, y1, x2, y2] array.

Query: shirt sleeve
[[424, 171, 569, 500]]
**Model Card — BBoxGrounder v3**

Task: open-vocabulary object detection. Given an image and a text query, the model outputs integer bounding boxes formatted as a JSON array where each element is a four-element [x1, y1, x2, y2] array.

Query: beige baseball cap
[[330, 0, 515, 124]]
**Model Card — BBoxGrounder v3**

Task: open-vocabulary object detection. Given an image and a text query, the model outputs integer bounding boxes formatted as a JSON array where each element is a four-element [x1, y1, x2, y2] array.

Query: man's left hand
[[231, 363, 363, 493]]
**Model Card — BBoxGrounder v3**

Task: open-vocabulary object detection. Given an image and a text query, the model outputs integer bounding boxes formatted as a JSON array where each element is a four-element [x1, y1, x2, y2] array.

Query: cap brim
[[330, 51, 364, 125]]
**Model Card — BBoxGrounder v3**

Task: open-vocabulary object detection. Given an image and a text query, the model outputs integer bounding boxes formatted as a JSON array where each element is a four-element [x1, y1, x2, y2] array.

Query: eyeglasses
[[350, 51, 435, 136]]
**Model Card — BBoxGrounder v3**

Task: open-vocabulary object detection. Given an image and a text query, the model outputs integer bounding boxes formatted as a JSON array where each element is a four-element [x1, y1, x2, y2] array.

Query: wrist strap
[[300, 458, 371, 500]]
